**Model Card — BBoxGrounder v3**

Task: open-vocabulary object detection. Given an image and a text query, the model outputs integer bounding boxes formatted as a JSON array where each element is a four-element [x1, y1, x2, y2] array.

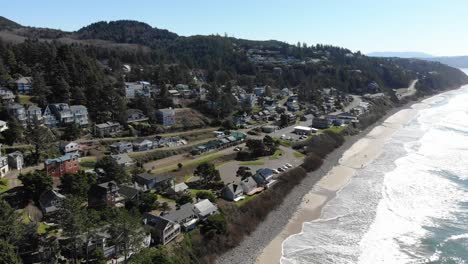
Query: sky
[[3, 0, 468, 56]]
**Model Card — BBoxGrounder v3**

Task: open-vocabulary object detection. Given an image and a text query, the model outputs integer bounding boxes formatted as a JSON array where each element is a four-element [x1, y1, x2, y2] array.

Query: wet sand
[[256, 104, 422, 264]]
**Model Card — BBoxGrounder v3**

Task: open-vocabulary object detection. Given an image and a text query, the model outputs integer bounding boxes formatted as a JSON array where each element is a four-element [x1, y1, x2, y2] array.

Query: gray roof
[[7, 151, 23, 158], [164, 203, 195, 223], [70, 105, 87, 111], [171, 182, 188, 193], [97, 181, 119, 191], [39, 190, 65, 214], [138, 172, 172, 182], [118, 185, 140, 199], [157, 108, 175, 114], [111, 154, 134, 165], [95, 121, 121, 129], [144, 212, 174, 231], [225, 183, 243, 195], [194, 199, 217, 217], [15, 76, 32, 84]]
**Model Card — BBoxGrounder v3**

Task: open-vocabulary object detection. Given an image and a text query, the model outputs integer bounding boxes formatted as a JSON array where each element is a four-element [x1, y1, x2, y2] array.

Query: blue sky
[[3, 0, 468, 56]]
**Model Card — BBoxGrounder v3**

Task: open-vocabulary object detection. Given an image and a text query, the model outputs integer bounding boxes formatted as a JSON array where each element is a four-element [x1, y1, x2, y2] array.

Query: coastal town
[[0, 62, 385, 262], [1, 10, 467, 264]]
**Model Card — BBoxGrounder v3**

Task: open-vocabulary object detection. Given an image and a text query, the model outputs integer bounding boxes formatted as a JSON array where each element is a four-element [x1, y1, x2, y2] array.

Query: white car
[[272, 169, 280, 174], [285, 163, 293, 168], [281, 165, 289, 170], [280, 134, 286, 139], [278, 167, 285, 172]]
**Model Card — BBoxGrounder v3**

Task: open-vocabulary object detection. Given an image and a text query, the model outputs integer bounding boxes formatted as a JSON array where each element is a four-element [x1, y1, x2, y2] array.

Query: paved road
[[396, 79, 418, 99]]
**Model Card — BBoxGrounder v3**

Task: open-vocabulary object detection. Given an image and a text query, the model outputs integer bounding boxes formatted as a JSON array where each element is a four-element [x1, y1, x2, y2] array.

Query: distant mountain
[[367, 51, 434, 58], [424, 56, 468, 68], [0, 16, 21, 29]]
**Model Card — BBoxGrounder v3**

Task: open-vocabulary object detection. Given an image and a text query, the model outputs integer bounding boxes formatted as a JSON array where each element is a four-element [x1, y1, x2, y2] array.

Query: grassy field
[[293, 151, 305, 158], [276, 138, 292, 147], [152, 152, 225, 174], [0, 178, 8, 193], [80, 156, 97, 170], [18, 95, 33, 105], [268, 149, 284, 160], [239, 160, 265, 166], [322, 126, 346, 134]]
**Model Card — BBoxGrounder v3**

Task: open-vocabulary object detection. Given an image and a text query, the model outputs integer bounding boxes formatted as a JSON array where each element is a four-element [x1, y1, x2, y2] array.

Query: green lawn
[[269, 149, 284, 160], [188, 189, 215, 197], [80, 156, 97, 170], [322, 126, 346, 134], [276, 139, 292, 147], [0, 178, 8, 193], [293, 151, 305, 158], [156, 194, 176, 203], [239, 160, 265, 166], [152, 152, 225, 174], [18, 95, 33, 105]]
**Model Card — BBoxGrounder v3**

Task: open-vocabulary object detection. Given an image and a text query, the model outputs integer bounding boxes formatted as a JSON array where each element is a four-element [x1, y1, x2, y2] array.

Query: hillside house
[[0, 120, 8, 132], [221, 183, 245, 201], [59, 141, 80, 154], [44, 153, 80, 177], [193, 199, 218, 221], [39, 190, 65, 216], [111, 153, 135, 167], [162, 203, 198, 231], [43, 104, 89, 127], [0, 87, 15, 103], [109, 142, 133, 154], [126, 109, 149, 124], [7, 151, 23, 170], [0, 155, 8, 177], [167, 182, 189, 195], [135, 173, 174, 191], [253, 168, 276, 187], [94, 121, 122, 137], [16, 76, 33, 94], [240, 176, 261, 195], [312, 117, 332, 129], [6, 103, 27, 127], [26, 105, 43, 125], [88, 181, 122, 207], [132, 138, 153, 152], [156, 108, 176, 127], [144, 212, 181, 245]]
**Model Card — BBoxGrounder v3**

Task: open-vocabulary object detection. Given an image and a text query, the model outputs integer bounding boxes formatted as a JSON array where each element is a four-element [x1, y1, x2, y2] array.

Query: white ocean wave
[[282, 85, 468, 264]]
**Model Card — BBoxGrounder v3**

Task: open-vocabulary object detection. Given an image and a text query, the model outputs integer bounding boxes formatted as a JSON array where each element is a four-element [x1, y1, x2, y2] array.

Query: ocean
[[282, 72, 468, 264]]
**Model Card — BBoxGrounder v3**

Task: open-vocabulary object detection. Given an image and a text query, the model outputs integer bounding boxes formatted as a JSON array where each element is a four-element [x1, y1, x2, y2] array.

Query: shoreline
[[257, 106, 422, 264], [216, 93, 441, 264]]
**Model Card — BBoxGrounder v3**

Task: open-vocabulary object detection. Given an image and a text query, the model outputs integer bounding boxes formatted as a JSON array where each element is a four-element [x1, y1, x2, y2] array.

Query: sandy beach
[[256, 104, 424, 264], [216, 97, 433, 264]]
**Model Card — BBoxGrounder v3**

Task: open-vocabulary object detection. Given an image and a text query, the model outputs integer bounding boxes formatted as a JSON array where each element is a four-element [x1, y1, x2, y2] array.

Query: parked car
[[278, 167, 285, 172], [281, 165, 289, 170], [234, 147, 242, 151], [285, 163, 293, 168], [280, 134, 286, 139], [272, 169, 280, 174]]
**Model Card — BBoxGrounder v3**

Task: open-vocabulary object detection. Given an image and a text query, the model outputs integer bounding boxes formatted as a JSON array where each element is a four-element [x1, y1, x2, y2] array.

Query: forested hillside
[[0, 17, 467, 125]]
